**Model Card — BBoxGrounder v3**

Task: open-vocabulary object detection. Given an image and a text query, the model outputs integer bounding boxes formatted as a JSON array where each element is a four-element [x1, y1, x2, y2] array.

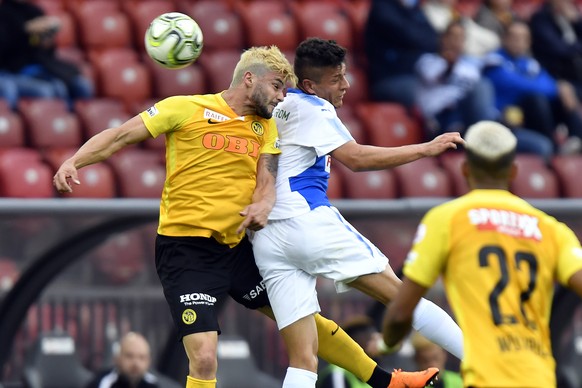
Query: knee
[[289, 350, 318, 372], [186, 344, 218, 378]]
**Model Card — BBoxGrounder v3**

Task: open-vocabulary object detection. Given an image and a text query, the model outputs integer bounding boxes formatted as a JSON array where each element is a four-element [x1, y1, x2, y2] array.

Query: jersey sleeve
[[139, 96, 191, 138], [554, 221, 582, 286], [296, 104, 353, 157], [403, 206, 450, 288], [261, 118, 282, 155]]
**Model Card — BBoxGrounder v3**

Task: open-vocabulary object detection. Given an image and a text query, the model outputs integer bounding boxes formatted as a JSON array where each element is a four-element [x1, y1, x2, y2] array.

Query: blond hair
[[231, 45, 297, 87]]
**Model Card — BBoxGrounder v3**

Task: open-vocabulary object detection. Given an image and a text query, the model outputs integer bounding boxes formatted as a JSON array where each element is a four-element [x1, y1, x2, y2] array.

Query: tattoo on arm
[[264, 154, 279, 178]]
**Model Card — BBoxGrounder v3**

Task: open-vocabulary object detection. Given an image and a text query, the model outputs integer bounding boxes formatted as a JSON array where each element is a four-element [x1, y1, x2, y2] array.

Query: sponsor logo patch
[[468, 208, 542, 241], [146, 106, 158, 117], [251, 121, 264, 136]]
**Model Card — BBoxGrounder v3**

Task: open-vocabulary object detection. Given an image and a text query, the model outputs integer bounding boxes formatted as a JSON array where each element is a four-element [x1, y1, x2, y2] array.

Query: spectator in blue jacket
[[364, 0, 439, 109], [484, 20, 582, 154], [529, 0, 582, 100]]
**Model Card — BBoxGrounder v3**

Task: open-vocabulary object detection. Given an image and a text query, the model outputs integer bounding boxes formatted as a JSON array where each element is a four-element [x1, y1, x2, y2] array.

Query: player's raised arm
[[331, 131, 464, 172], [53, 115, 152, 193]]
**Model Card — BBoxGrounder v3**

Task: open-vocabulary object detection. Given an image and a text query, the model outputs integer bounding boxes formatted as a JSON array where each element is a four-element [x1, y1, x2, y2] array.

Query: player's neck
[[221, 89, 256, 117]]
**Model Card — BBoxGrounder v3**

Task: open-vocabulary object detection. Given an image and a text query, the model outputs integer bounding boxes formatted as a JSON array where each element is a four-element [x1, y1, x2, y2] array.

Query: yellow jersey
[[404, 189, 582, 388], [139, 94, 281, 247]]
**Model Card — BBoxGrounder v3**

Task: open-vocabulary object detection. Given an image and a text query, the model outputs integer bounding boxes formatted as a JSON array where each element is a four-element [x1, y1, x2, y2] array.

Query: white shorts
[[251, 205, 389, 329]]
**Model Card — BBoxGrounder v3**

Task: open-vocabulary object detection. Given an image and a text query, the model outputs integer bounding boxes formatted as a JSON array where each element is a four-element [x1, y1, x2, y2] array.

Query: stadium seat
[[290, 2, 354, 49], [512, 0, 542, 21], [149, 63, 207, 99], [107, 148, 165, 198], [74, 98, 131, 140], [235, 1, 299, 51], [43, 148, 117, 198], [21, 331, 93, 388], [89, 231, 146, 284], [342, 0, 370, 51], [197, 49, 242, 92], [339, 164, 397, 199], [551, 155, 582, 198], [18, 99, 82, 149], [355, 103, 423, 147], [74, 1, 132, 51], [33, 0, 65, 14], [0, 148, 54, 198], [510, 154, 559, 198], [125, 0, 176, 51], [0, 257, 20, 294], [336, 105, 367, 144], [456, 0, 481, 18], [50, 10, 77, 48], [343, 66, 369, 108], [439, 151, 470, 196], [393, 158, 453, 197], [91, 48, 152, 110], [182, 0, 245, 52], [216, 335, 280, 388], [0, 106, 25, 148]]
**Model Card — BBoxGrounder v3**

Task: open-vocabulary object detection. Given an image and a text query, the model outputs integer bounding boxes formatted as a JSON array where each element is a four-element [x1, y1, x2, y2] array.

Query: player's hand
[[53, 160, 80, 193], [237, 202, 271, 234], [423, 132, 464, 156]]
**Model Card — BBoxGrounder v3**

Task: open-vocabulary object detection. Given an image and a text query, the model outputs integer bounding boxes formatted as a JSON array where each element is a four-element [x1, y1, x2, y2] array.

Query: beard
[[251, 85, 273, 119]]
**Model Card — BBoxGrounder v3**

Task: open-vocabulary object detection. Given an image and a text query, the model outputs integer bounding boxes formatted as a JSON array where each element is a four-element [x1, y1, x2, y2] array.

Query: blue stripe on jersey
[[288, 156, 331, 210], [287, 88, 325, 106]]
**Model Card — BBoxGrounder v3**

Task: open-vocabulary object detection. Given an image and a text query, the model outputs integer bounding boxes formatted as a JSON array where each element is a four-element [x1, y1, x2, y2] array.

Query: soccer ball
[[144, 12, 204, 69]]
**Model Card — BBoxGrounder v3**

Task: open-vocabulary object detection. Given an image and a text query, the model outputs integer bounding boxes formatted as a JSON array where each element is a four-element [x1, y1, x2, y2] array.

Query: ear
[[243, 71, 254, 87], [300, 78, 317, 94]]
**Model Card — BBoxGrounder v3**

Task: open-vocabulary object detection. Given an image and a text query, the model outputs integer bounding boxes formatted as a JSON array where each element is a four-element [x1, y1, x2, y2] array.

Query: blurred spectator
[[484, 20, 582, 154], [364, 0, 439, 109], [86, 332, 161, 388], [0, 0, 93, 109], [410, 332, 463, 388], [530, 0, 582, 100], [422, 0, 501, 56], [317, 316, 385, 388], [475, 0, 520, 38], [415, 21, 498, 135]]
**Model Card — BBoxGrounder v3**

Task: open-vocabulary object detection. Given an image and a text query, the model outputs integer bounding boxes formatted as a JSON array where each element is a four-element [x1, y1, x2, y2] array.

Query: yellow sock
[[315, 313, 377, 382], [186, 375, 217, 388]]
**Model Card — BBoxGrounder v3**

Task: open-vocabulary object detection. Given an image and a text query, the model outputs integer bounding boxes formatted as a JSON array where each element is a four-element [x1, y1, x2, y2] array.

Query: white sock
[[412, 298, 464, 360], [282, 367, 317, 388]]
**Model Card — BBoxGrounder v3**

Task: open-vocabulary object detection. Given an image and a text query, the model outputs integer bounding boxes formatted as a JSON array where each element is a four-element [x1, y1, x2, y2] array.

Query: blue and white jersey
[[269, 88, 353, 220]]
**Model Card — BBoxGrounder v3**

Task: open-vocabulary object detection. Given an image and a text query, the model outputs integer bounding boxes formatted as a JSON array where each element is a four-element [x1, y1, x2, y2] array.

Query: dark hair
[[466, 148, 516, 180], [294, 37, 347, 83]]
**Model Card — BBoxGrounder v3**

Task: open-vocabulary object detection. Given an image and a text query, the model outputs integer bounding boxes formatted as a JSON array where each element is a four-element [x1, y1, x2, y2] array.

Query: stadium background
[[0, 0, 582, 387]]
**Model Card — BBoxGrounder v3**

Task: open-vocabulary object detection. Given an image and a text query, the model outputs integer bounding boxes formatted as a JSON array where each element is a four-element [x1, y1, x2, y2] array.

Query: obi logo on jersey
[[202, 133, 261, 157]]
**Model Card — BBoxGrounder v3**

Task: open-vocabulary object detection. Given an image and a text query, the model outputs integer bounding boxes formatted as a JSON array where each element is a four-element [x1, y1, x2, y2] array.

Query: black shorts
[[155, 234, 269, 339]]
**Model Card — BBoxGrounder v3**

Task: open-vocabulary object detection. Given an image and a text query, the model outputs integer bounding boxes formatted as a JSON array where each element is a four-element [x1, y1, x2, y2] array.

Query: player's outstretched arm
[[53, 115, 152, 193], [331, 132, 464, 172], [237, 153, 278, 233], [569, 269, 582, 298]]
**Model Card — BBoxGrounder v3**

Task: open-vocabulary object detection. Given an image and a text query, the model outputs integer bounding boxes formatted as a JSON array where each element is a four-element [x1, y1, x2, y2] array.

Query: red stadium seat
[[290, 2, 354, 49], [393, 158, 452, 197], [355, 103, 423, 147], [75, 1, 132, 51], [149, 63, 207, 99], [327, 167, 344, 199], [510, 154, 559, 198], [0, 148, 54, 198], [125, 0, 176, 51], [336, 105, 367, 144], [551, 155, 582, 198], [91, 49, 152, 109], [0, 107, 25, 148], [182, 0, 245, 52], [89, 231, 145, 284], [339, 163, 397, 199], [18, 99, 82, 149], [456, 0, 481, 18], [43, 148, 116, 198], [235, 1, 299, 51], [439, 151, 470, 196], [197, 49, 242, 92], [342, 0, 370, 52], [74, 98, 131, 140], [50, 10, 77, 48], [512, 0, 542, 21], [107, 149, 165, 198]]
